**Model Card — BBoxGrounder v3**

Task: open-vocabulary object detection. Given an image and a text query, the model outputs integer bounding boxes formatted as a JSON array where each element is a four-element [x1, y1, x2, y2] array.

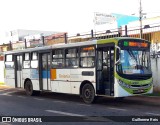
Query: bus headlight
[[118, 80, 131, 88]]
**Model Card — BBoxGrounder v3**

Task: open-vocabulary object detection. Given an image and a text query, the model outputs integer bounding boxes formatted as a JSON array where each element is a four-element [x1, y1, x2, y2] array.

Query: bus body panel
[[22, 69, 31, 81], [55, 69, 71, 93], [114, 77, 153, 97], [70, 68, 96, 95], [59, 81, 71, 93], [22, 69, 31, 89], [22, 69, 40, 90], [51, 81, 60, 92], [70, 82, 81, 94], [5, 69, 15, 88], [42, 70, 51, 90], [42, 78, 51, 90], [114, 78, 132, 97], [70, 68, 96, 82], [31, 80, 40, 90], [50, 68, 96, 94], [30, 69, 40, 90], [148, 86, 153, 94], [17, 71, 23, 88]]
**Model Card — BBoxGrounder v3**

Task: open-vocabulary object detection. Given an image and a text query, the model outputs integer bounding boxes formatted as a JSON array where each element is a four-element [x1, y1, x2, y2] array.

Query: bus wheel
[[25, 80, 34, 96], [82, 83, 95, 104]]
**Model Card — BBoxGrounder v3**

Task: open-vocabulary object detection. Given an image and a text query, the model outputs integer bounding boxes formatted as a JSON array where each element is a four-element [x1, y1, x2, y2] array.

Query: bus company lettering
[[59, 74, 70, 78]]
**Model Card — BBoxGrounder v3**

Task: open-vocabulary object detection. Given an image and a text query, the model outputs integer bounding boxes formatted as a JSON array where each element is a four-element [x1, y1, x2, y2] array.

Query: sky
[[0, 0, 160, 43]]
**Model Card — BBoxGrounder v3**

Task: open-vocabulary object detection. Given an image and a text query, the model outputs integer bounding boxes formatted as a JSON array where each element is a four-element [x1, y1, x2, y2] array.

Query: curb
[[128, 95, 160, 103], [0, 85, 7, 86], [0, 85, 12, 89]]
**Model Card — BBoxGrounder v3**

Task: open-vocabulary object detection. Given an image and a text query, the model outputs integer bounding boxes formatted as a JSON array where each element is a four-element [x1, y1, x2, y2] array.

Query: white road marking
[[3, 94, 12, 96], [0, 94, 12, 96], [2, 91, 17, 95], [108, 107, 127, 111], [17, 96, 26, 98], [34, 98, 44, 101], [0, 91, 18, 96], [145, 112, 160, 116], [0, 89, 11, 91], [45, 110, 85, 116], [77, 103, 91, 107], [53, 100, 67, 104]]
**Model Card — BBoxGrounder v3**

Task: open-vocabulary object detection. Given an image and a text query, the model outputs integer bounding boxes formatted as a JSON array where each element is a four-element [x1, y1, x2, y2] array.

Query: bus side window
[[23, 53, 30, 68], [31, 52, 38, 68], [97, 51, 102, 70], [52, 49, 64, 68], [5, 54, 14, 69], [80, 46, 95, 68], [65, 48, 78, 68]]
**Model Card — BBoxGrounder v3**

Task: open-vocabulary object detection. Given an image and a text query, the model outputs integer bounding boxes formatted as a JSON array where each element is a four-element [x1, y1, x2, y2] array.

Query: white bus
[[4, 37, 153, 103]]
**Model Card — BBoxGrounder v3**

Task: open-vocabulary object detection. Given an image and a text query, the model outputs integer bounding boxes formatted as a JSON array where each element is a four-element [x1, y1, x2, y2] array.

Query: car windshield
[[118, 49, 151, 75]]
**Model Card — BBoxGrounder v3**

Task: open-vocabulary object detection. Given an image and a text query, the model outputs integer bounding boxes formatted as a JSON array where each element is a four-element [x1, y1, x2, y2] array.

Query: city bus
[[4, 37, 153, 103]]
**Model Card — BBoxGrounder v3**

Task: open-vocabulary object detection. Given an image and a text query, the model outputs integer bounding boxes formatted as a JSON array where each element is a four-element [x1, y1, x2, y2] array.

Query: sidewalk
[[126, 95, 160, 106], [0, 84, 12, 89]]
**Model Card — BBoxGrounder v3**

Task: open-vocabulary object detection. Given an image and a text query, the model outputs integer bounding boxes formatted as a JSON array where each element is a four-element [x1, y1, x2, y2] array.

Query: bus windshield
[[119, 49, 151, 75]]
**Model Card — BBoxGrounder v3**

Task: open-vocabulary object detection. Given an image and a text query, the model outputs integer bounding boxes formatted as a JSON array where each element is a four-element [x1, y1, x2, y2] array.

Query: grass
[[0, 82, 4, 85]]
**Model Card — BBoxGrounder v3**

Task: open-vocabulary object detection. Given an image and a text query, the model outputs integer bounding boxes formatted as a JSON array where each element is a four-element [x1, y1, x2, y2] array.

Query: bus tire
[[82, 83, 95, 104], [25, 80, 34, 96]]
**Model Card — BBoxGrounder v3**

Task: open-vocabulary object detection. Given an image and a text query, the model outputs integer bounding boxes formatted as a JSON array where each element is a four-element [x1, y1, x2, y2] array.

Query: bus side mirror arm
[[115, 45, 121, 65]]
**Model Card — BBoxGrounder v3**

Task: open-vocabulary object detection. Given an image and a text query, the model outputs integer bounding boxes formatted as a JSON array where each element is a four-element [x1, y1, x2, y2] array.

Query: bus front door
[[96, 46, 114, 96], [15, 55, 23, 88], [40, 53, 51, 90]]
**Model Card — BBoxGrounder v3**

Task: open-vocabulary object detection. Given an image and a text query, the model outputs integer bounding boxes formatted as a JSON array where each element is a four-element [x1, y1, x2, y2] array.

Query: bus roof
[[51, 39, 97, 49], [4, 40, 97, 55], [113, 37, 148, 41], [4, 45, 52, 55]]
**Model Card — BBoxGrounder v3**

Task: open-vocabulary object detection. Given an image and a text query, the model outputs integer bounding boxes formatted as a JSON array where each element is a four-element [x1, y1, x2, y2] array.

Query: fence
[[67, 24, 160, 45], [2, 24, 160, 50]]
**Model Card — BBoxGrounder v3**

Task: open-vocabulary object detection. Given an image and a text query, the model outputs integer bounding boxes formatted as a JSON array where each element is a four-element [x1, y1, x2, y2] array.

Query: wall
[[0, 61, 4, 84], [151, 31, 160, 43], [151, 58, 160, 92], [45, 38, 65, 45]]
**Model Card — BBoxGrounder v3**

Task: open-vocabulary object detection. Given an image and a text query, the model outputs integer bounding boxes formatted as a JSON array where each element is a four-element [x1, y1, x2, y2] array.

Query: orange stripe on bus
[[50, 69, 56, 80]]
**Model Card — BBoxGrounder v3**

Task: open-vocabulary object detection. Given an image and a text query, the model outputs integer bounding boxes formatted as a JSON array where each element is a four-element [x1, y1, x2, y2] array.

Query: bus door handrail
[[115, 45, 121, 65]]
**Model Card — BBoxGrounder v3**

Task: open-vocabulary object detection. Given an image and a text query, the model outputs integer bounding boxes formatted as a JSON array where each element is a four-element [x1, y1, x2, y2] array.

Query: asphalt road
[[0, 86, 160, 125]]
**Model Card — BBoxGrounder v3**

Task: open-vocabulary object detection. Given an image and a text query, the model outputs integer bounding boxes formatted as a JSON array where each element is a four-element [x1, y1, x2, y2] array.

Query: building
[[5, 29, 58, 43], [45, 32, 67, 45], [121, 16, 160, 52], [4, 29, 61, 50]]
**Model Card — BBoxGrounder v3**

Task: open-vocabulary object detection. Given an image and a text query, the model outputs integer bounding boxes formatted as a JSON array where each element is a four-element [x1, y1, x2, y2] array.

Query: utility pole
[[139, 0, 143, 38]]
